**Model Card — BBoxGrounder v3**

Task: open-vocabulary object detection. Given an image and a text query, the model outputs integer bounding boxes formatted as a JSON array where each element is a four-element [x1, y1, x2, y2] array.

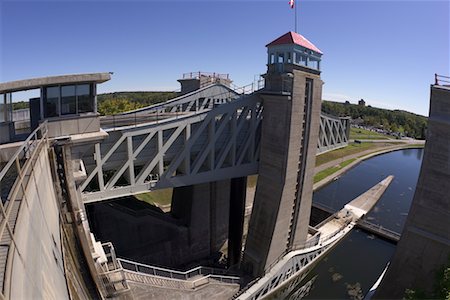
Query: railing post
[[435, 73, 438, 85]]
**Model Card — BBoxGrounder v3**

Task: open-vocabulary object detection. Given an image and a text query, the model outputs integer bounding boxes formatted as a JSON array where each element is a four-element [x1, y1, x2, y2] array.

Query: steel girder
[[100, 84, 242, 129], [317, 113, 350, 154], [80, 94, 263, 203], [81, 87, 349, 202]]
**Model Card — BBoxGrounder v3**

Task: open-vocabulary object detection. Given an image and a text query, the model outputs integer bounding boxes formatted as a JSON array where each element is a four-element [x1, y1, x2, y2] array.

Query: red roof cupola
[[266, 31, 322, 54], [266, 31, 323, 72]]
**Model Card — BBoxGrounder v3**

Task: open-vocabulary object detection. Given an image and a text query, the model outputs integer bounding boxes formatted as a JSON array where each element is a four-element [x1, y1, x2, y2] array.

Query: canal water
[[289, 148, 424, 299]]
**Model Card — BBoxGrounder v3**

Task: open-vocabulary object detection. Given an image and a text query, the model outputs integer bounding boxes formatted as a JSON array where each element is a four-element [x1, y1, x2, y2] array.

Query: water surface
[[291, 148, 424, 299]]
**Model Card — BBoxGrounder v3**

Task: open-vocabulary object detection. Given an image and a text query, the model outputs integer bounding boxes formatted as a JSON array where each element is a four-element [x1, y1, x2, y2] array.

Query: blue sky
[[1, 0, 448, 116]]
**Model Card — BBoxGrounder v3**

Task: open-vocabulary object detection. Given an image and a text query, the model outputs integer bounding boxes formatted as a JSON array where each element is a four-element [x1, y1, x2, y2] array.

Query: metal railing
[[357, 220, 401, 242], [96, 242, 129, 297], [118, 258, 240, 288], [0, 121, 48, 297], [182, 72, 230, 80], [435, 74, 450, 86], [263, 216, 352, 278], [100, 79, 264, 130], [234, 219, 353, 299]]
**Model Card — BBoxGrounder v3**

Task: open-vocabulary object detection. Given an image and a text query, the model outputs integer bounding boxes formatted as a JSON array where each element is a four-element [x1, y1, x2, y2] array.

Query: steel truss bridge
[[78, 83, 349, 203]]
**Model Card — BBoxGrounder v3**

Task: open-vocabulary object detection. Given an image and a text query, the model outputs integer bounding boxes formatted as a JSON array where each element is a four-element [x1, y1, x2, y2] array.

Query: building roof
[[0, 73, 111, 94], [266, 31, 323, 54]]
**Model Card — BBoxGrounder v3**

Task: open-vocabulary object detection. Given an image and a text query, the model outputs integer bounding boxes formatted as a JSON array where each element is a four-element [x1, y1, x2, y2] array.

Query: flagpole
[[295, 1, 297, 33]]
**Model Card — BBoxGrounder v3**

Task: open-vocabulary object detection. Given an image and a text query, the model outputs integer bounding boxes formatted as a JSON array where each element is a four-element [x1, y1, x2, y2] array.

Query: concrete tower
[[376, 82, 450, 298], [243, 32, 323, 277]]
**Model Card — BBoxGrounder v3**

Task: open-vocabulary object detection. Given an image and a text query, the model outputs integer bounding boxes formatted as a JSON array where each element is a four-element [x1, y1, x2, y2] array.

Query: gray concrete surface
[[243, 67, 322, 277], [375, 85, 450, 298], [0, 73, 110, 94], [7, 146, 69, 299], [127, 280, 239, 300]]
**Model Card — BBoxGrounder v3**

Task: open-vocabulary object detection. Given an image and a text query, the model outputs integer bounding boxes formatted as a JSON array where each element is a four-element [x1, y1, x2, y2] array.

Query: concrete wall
[[87, 179, 237, 268], [291, 71, 322, 248], [375, 85, 450, 298], [46, 114, 100, 138], [8, 146, 69, 299], [87, 199, 190, 267], [172, 179, 232, 263], [242, 68, 322, 276]]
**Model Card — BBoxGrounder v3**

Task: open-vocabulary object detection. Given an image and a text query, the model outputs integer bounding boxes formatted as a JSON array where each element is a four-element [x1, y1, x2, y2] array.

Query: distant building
[[344, 100, 350, 105], [358, 99, 366, 106]]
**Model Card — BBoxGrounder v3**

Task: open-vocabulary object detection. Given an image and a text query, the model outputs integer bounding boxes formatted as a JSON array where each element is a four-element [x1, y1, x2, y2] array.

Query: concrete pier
[[242, 69, 323, 277], [375, 84, 450, 298]]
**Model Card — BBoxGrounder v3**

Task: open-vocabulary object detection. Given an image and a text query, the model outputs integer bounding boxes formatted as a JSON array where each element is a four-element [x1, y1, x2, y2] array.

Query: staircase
[[118, 258, 240, 291]]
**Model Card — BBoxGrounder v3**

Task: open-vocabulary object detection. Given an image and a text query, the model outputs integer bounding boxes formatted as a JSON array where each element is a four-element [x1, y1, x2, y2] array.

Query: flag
[[289, 0, 295, 9]]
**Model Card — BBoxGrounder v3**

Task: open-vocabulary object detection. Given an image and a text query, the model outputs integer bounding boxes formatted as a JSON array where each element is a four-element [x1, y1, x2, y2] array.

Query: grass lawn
[[350, 127, 392, 140], [314, 158, 356, 183], [134, 189, 173, 207], [248, 175, 258, 188], [315, 142, 385, 166]]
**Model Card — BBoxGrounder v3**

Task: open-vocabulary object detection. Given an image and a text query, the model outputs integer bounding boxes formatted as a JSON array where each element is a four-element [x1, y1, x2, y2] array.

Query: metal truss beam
[[317, 113, 350, 154], [81, 94, 263, 203]]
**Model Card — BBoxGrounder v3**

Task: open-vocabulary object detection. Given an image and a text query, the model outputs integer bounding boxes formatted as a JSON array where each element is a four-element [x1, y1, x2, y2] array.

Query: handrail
[[101, 80, 264, 130], [435, 73, 450, 86], [0, 121, 48, 182], [96, 242, 130, 296], [0, 121, 48, 297], [182, 72, 229, 80], [118, 257, 240, 289], [235, 220, 353, 299], [118, 257, 237, 280], [263, 217, 351, 276], [357, 220, 401, 238]]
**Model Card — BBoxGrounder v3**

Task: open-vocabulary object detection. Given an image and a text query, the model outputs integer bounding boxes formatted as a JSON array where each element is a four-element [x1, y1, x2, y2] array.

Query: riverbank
[[313, 143, 425, 191]]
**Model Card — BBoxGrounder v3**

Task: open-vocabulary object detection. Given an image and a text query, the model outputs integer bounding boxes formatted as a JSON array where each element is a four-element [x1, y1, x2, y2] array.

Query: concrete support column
[[209, 180, 231, 254], [172, 179, 231, 262], [172, 183, 211, 260], [242, 91, 300, 276], [291, 71, 322, 248], [242, 69, 322, 277]]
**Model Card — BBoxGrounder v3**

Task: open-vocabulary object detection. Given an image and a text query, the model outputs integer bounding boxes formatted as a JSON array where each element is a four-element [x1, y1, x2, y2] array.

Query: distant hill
[[97, 91, 178, 115], [322, 100, 427, 139]]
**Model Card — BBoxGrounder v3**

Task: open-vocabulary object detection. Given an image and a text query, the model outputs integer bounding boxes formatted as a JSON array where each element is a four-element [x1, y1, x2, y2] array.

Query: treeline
[[97, 91, 177, 115], [322, 100, 428, 139], [12, 101, 29, 110]]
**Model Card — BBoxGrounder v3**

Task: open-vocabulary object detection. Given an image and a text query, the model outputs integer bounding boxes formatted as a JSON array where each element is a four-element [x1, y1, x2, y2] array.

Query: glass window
[[295, 52, 301, 64], [44, 86, 59, 118], [300, 55, 307, 66], [61, 85, 76, 115], [77, 84, 94, 113], [0, 94, 5, 123], [309, 58, 318, 70], [270, 53, 275, 64], [277, 53, 284, 63], [287, 52, 292, 63]]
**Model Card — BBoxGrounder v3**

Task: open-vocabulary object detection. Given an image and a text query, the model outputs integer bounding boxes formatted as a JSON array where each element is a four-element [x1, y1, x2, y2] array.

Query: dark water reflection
[[287, 148, 424, 299], [313, 148, 424, 232]]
